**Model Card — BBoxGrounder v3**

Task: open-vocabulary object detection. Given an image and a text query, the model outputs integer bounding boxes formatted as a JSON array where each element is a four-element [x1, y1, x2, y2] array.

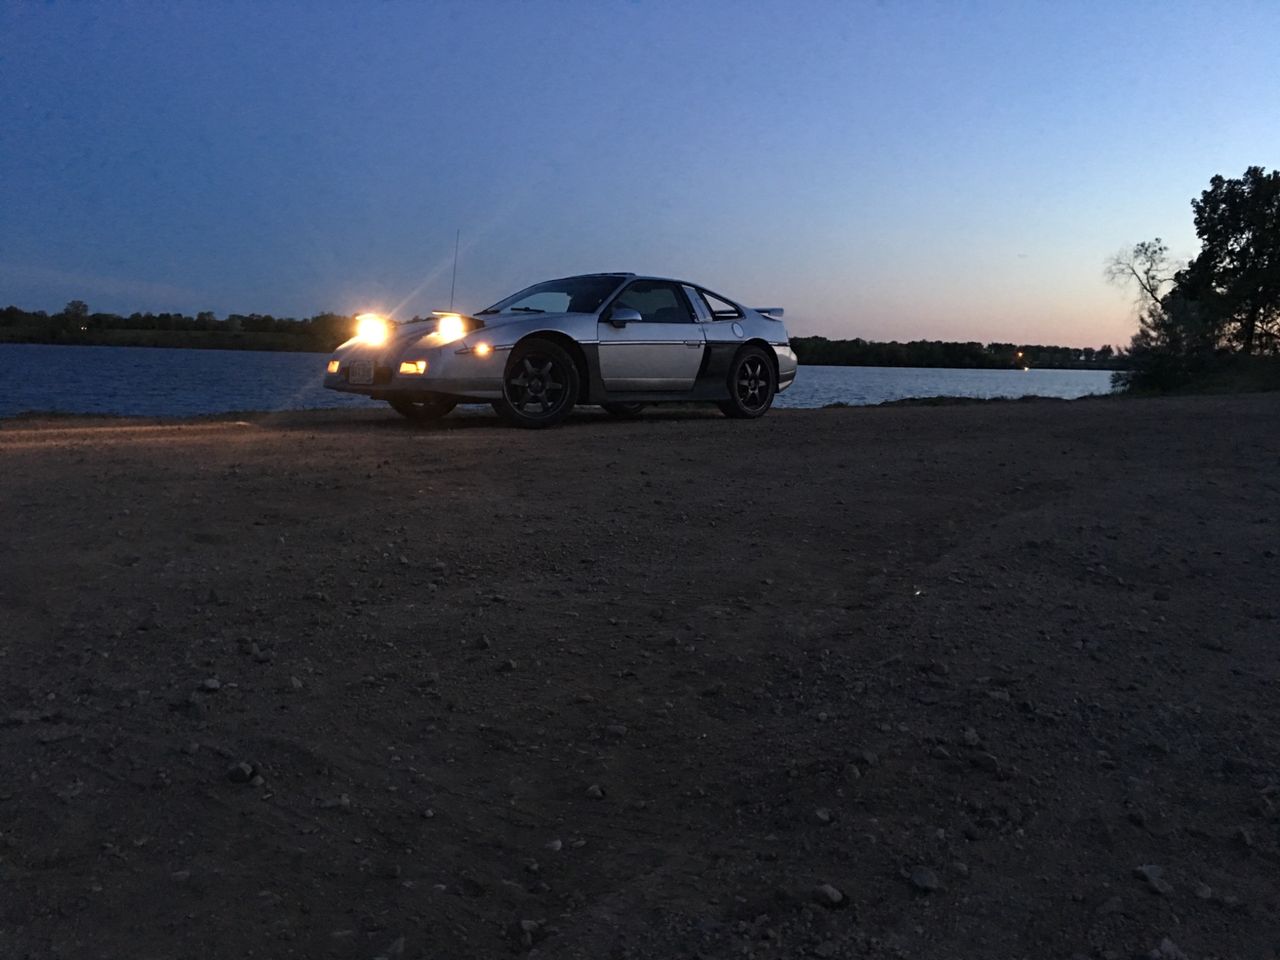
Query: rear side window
[[611, 280, 694, 323], [700, 289, 742, 319]]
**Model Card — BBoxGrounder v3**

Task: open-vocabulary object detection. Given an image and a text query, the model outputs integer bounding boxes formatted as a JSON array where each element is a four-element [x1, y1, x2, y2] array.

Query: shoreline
[[3, 392, 1277, 957], [0, 391, 1119, 427]]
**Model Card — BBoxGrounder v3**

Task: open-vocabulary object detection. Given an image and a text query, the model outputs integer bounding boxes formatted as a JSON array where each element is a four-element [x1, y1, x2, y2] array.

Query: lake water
[[0, 343, 1115, 418]]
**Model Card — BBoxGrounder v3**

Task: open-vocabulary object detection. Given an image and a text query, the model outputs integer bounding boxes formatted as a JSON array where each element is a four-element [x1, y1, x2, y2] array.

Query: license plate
[[349, 360, 374, 385]]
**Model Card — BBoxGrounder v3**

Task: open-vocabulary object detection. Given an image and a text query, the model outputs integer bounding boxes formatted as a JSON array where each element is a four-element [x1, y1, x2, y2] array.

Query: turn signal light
[[399, 360, 428, 375]]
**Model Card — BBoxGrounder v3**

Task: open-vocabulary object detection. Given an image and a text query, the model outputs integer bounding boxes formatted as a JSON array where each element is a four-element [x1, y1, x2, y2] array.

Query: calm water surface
[[0, 343, 1114, 418], [774, 363, 1114, 408]]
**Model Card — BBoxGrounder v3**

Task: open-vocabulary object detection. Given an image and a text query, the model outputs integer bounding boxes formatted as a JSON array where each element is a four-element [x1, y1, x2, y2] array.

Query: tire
[[601, 402, 645, 418], [389, 397, 457, 422], [492, 338, 580, 428], [717, 346, 776, 419]]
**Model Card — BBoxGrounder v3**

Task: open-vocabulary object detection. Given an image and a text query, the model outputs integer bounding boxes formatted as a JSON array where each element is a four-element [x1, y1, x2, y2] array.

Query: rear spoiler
[[754, 307, 784, 318]]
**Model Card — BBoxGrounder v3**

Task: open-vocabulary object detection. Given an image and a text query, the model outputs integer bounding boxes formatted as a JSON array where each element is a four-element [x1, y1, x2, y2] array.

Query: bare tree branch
[[1105, 238, 1174, 308]]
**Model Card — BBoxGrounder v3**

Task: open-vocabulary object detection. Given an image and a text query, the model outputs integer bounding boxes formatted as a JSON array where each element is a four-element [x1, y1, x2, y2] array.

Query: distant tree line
[[791, 336, 1119, 370], [0, 302, 355, 352], [1108, 165, 1280, 392], [2, 303, 1122, 369]]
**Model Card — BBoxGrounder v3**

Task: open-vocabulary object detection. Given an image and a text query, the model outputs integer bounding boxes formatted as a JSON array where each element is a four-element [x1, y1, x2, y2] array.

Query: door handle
[[683, 340, 702, 347]]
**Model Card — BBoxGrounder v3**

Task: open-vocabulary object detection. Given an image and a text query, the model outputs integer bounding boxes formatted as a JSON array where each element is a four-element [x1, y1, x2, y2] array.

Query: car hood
[[385, 311, 586, 343], [351, 311, 596, 357], [470, 311, 586, 331]]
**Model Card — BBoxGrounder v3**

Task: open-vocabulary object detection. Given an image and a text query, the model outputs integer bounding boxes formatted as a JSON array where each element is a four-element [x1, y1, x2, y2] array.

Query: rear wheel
[[389, 397, 457, 422], [601, 402, 645, 418], [493, 338, 579, 428], [717, 346, 776, 419]]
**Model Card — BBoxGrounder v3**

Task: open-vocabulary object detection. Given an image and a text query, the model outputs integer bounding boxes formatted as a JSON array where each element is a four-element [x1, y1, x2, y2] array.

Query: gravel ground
[[1, 395, 1278, 959]]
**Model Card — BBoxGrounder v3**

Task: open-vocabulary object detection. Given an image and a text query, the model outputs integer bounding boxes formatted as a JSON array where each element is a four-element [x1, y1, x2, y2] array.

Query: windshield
[[477, 275, 627, 315]]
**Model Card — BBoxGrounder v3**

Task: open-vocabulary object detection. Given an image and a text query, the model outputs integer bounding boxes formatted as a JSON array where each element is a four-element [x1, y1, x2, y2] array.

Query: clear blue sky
[[3, 1, 1278, 347]]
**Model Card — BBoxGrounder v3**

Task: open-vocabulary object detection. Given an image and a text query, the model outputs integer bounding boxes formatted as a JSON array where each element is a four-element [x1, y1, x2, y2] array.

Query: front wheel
[[389, 397, 457, 422], [717, 346, 776, 419], [492, 338, 580, 428]]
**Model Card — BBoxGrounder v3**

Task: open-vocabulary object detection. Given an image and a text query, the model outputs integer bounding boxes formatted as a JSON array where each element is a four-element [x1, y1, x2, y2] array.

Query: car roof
[[555, 272, 713, 288], [548, 272, 635, 279]]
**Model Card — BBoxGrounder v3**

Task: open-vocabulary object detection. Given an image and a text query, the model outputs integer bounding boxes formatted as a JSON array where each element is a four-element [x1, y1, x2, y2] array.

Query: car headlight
[[429, 312, 486, 345], [355, 312, 390, 346], [436, 314, 465, 342]]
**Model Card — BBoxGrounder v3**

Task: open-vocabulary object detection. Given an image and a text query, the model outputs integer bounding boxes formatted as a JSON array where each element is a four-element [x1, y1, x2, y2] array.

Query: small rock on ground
[[811, 883, 844, 908], [910, 866, 940, 892], [1134, 863, 1174, 896]]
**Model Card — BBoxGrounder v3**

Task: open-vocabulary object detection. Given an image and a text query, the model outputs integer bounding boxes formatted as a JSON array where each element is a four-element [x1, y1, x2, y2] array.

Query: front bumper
[[323, 342, 506, 401]]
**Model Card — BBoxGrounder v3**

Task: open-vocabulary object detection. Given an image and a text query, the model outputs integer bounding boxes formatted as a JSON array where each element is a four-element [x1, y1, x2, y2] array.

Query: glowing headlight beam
[[435, 313, 465, 342], [355, 312, 390, 346]]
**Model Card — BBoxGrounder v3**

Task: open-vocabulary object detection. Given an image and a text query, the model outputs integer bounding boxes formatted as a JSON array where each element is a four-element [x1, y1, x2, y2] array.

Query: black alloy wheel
[[389, 397, 458, 422], [717, 345, 776, 419], [601, 402, 645, 418], [493, 338, 580, 428]]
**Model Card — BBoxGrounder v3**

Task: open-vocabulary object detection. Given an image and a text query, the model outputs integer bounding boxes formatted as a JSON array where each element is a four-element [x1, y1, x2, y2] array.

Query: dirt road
[[2, 396, 1278, 959]]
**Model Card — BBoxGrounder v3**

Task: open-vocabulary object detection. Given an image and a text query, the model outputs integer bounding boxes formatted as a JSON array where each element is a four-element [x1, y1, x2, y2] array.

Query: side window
[[682, 285, 712, 322], [700, 289, 742, 320], [610, 280, 694, 323]]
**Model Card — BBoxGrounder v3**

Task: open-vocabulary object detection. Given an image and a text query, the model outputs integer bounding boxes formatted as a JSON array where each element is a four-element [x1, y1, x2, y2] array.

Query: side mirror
[[608, 307, 642, 328]]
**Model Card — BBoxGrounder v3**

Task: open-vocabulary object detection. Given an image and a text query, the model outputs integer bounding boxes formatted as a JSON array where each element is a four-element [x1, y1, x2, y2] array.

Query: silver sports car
[[323, 273, 797, 428]]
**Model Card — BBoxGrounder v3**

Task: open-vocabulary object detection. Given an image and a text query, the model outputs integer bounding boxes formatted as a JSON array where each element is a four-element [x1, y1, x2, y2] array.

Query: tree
[[1116, 286, 1222, 391], [47, 299, 90, 335], [62, 300, 89, 320], [1186, 166, 1280, 355], [1107, 238, 1220, 390], [1110, 167, 1280, 391], [306, 312, 355, 348], [1105, 239, 1175, 311], [1107, 239, 1190, 389]]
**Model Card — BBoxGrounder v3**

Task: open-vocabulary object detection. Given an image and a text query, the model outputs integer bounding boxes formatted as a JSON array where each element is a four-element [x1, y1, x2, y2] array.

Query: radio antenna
[[449, 229, 460, 310]]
